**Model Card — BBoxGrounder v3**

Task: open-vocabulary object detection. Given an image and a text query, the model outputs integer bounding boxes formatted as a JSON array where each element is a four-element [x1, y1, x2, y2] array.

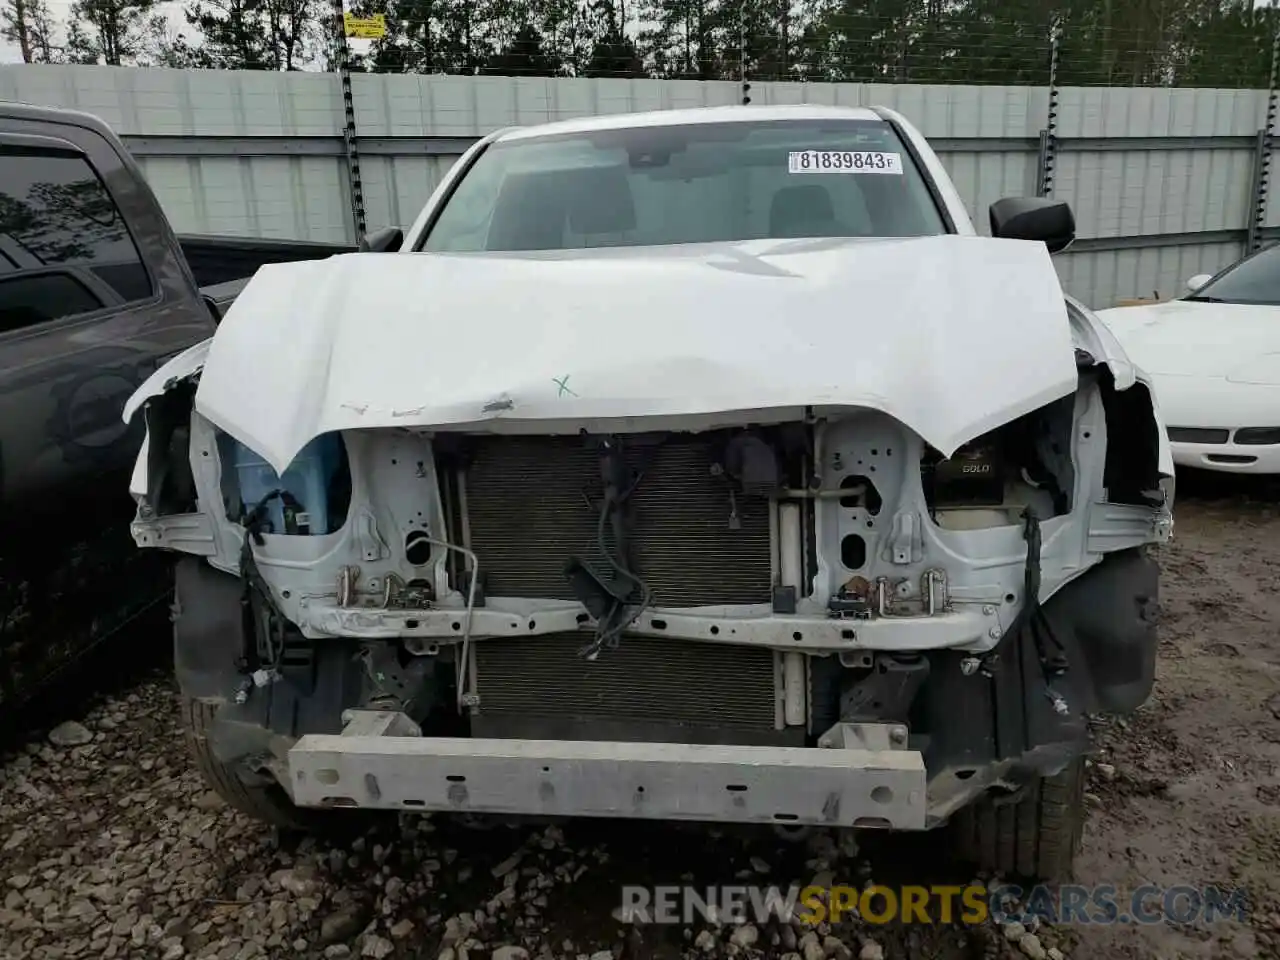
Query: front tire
[[952, 757, 1086, 882], [180, 696, 315, 830]]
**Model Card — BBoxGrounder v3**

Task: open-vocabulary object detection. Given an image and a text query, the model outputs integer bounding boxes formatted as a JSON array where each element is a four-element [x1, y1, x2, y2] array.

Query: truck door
[[0, 118, 213, 706]]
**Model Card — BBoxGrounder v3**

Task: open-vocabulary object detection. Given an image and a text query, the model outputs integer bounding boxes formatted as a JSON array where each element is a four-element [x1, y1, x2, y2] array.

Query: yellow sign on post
[[343, 13, 387, 39]]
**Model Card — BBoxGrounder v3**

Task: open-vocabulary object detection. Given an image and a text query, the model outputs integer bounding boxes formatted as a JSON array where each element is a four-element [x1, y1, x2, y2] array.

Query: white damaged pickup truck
[[125, 105, 1173, 881]]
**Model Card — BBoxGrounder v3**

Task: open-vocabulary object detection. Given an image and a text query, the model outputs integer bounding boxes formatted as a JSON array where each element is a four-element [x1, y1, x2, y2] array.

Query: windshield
[[420, 119, 948, 252], [1188, 244, 1280, 305]]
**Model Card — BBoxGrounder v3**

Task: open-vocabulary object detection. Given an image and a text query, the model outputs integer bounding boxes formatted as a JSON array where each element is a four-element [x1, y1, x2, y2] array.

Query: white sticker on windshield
[[788, 150, 903, 175]]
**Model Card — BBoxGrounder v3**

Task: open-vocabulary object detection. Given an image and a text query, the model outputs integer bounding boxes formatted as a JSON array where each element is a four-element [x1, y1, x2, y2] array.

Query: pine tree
[[1, 0, 60, 62], [65, 0, 159, 64]]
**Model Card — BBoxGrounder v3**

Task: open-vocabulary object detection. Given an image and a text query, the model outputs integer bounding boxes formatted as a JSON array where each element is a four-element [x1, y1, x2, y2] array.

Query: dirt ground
[[1070, 479, 1280, 960], [0, 477, 1278, 960]]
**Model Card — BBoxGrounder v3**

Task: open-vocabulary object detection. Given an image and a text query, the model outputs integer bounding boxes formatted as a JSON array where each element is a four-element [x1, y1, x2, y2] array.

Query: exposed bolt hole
[[1083, 431, 1092, 439], [841, 533, 867, 569], [1005, 593, 1016, 603], [405, 619, 419, 629], [636, 785, 646, 794], [792, 631, 803, 642], [853, 816, 892, 828], [542, 767, 550, 773], [710, 625, 720, 635], [839, 474, 883, 514], [841, 629, 855, 640], [871, 786, 894, 804], [391, 458, 398, 465], [871, 448, 878, 455], [866, 520, 874, 529], [282, 590, 291, 599], [726, 784, 748, 793], [446, 775, 466, 783], [201, 450, 209, 457], [405, 529, 433, 566], [528, 620, 537, 630], [651, 619, 668, 630], [451, 621, 461, 631]]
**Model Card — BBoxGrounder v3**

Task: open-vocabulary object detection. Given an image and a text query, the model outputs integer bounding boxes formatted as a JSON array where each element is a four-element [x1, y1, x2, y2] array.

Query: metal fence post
[[1250, 27, 1280, 253], [331, 0, 368, 243], [1036, 19, 1061, 198]]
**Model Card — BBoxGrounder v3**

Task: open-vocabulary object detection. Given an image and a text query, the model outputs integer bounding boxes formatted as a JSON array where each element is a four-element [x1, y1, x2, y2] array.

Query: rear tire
[[952, 757, 1086, 882]]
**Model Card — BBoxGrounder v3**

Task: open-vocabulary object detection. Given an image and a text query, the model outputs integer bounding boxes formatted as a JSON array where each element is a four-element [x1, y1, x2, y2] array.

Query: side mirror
[[1186, 273, 1212, 293], [989, 197, 1075, 254], [359, 226, 403, 253]]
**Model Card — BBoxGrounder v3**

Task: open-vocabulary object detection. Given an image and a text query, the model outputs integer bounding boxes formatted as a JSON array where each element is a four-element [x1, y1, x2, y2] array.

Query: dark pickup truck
[[0, 101, 353, 711]]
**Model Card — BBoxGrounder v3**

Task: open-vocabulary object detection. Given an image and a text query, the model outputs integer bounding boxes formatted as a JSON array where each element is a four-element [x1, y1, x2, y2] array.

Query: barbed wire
[[28, 6, 1279, 90], [346, 13, 1277, 89]]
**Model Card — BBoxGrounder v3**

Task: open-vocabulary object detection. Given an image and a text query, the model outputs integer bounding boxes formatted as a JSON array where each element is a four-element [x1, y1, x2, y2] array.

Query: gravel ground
[[1, 477, 1278, 960]]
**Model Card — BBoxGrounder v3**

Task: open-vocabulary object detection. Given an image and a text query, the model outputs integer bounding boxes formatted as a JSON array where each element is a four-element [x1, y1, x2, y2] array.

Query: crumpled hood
[[130, 235, 1080, 475]]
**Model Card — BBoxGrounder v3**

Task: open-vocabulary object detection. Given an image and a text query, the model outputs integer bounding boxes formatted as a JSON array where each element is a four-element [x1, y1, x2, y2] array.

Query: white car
[[1097, 244, 1280, 473], [124, 105, 1173, 882]]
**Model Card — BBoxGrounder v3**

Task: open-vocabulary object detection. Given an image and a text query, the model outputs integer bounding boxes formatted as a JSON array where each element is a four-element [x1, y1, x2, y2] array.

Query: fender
[[1067, 295, 1175, 480]]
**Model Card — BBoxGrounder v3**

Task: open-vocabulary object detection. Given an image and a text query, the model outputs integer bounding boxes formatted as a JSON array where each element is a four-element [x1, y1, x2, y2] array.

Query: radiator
[[462, 434, 774, 608], [470, 632, 796, 745]]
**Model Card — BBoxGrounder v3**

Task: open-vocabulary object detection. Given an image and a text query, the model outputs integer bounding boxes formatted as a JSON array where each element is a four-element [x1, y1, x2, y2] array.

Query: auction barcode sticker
[[788, 150, 903, 174]]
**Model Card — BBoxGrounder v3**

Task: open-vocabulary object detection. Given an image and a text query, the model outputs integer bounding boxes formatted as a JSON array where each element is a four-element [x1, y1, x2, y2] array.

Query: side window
[[0, 146, 154, 334]]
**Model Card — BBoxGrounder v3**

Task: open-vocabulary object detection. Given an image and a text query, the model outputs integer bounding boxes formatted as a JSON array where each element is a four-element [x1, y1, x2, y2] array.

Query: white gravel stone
[[48, 722, 93, 747], [858, 944, 884, 960], [491, 855, 523, 879], [1019, 934, 1048, 960], [1003, 921, 1028, 942], [729, 923, 759, 948]]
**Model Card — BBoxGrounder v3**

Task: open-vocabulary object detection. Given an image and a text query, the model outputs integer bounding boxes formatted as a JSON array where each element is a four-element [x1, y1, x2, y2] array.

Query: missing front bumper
[[287, 714, 927, 830]]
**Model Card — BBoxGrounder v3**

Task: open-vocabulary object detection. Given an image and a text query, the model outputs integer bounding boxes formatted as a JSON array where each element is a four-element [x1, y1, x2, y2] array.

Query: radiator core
[[471, 632, 793, 745], [461, 434, 774, 608]]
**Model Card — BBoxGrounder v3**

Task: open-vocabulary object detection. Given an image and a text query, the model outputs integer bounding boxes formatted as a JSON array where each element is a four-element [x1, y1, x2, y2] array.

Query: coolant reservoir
[[224, 432, 344, 535]]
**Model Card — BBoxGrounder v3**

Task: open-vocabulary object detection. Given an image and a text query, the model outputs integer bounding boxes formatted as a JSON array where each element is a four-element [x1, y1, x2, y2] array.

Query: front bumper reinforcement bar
[[287, 712, 927, 829]]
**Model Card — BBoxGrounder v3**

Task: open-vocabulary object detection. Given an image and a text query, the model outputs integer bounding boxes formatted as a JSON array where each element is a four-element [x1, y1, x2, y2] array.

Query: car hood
[[127, 235, 1082, 475], [1096, 299, 1280, 381]]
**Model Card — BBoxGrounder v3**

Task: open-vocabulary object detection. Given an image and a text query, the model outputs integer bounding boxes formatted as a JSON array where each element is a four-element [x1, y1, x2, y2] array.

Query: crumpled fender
[[1066, 295, 1175, 479], [123, 338, 211, 425]]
